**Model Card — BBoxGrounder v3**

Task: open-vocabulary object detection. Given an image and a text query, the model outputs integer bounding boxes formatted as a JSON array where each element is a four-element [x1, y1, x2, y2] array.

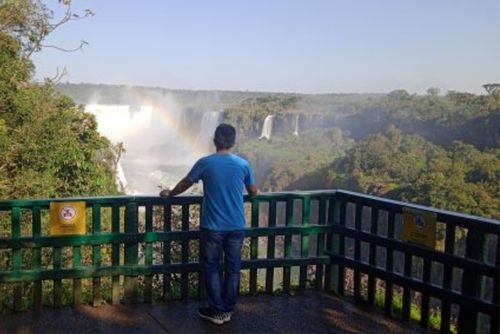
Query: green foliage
[[0, 2, 117, 199], [0, 0, 52, 55], [328, 127, 499, 219], [378, 88, 497, 126], [237, 128, 353, 191], [0, 0, 93, 56]]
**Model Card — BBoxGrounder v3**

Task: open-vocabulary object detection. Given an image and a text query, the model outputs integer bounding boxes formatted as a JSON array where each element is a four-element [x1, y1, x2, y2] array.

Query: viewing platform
[[0, 292, 426, 333], [0, 190, 498, 334]]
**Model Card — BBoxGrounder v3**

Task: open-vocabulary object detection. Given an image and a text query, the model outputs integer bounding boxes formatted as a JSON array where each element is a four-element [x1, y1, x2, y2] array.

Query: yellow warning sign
[[50, 202, 86, 235], [402, 207, 436, 249]]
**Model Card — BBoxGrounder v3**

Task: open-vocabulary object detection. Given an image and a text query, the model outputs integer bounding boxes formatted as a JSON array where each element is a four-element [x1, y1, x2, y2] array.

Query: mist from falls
[[86, 103, 221, 194], [195, 111, 222, 154]]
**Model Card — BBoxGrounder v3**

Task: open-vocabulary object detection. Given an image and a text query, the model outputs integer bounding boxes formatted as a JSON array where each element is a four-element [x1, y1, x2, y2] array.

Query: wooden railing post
[[92, 204, 102, 307], [367, 207, 378, 306], [144, 204, 154, 303], [163, 202, 172, 302], [265, 199, 276, 294], [457, 229, 486, 334], [11, 206, 22, 312], [249, 198, 259, 295], [32, 207, 42, 311], [299, 196, 311, 291], [111, 204, 121, 305], [315, 196, 327, 291], [384, 210, 396, 315], [353, 203, 362, 302], [328, 199, 342, 294], [124, 202, 138, 304], [283, 197, 294, 294], [181, 204, 190, 300]]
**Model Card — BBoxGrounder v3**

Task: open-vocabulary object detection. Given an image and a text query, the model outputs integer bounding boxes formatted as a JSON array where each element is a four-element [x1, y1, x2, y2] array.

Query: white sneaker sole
[[199, 311, 224, 325]]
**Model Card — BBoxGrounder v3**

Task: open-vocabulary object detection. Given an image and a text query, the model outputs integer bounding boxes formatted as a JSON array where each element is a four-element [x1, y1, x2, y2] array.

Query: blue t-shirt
[[187, 153, 255, 231]]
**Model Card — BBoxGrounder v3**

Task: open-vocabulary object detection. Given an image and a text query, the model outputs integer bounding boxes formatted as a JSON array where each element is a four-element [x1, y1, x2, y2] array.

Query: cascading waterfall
[[259, 115, 274, 140], [293, 114, 300, 136], [195, 111, 222, 153]]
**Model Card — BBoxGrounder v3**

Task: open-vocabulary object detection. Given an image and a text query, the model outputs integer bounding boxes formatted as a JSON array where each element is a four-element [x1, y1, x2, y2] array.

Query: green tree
[[0, 0, 116, 199]]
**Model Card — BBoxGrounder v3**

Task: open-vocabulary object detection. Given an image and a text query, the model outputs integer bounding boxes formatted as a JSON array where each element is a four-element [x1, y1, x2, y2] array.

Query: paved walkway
[[0, 292, 429, 334]]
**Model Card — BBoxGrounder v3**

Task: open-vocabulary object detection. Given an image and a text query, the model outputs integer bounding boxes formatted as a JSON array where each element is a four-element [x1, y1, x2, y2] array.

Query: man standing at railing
[[159, 123, 258, 325]]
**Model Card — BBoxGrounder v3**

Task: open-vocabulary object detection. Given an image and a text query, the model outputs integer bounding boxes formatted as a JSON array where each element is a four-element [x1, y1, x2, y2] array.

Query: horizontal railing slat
[[0, 257, 330, 282], [0, 225, 332, 248]]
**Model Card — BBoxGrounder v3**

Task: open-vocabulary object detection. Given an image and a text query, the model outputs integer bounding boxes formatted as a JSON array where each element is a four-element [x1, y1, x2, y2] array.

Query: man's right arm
[[244, 162, 258, 196]]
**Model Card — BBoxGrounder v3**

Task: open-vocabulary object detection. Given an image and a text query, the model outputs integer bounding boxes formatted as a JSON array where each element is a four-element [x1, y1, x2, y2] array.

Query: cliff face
[[230, 109, 499, 150], [337, 109, 500, 149]]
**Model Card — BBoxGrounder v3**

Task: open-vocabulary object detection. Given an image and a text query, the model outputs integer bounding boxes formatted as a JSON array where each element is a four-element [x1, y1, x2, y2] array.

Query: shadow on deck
[[0, 292, 428, 334]]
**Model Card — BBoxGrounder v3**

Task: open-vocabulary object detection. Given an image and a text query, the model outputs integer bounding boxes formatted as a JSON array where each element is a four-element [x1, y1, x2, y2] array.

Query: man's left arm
[[160, 177, 193, 197]]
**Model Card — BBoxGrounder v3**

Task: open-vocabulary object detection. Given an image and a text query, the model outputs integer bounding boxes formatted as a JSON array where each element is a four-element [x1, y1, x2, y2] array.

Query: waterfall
[[195, 111, 222, 153], [259, 115, 274, 140], [115, 160, 128, 193], [293, 114, 299, 136], [85, 104, 197, 194], [85, 104, 153, 145]]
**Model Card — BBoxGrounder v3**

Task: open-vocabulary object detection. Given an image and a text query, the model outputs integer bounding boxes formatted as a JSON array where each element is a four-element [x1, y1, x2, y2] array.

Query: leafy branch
[[0, 0, 94, 57]]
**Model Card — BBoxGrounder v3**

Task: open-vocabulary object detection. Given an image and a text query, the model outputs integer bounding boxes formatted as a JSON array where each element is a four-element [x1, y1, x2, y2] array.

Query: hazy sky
[[33, 0, 499, 94]]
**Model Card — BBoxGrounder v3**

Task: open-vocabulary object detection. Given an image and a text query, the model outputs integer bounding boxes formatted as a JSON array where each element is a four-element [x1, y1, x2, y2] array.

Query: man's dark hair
[[214, 123, 236, 150]]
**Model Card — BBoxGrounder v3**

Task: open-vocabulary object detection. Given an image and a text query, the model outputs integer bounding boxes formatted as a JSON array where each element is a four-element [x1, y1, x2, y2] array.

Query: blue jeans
[[200, 228, 244, 313]]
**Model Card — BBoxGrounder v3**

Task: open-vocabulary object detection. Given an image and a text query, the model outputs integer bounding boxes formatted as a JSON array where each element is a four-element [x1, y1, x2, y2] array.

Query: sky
[[32, 0, 500, 94]]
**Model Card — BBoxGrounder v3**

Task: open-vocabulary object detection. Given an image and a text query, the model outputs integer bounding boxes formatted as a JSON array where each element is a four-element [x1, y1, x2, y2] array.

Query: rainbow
[[150, 103, 209, 157]]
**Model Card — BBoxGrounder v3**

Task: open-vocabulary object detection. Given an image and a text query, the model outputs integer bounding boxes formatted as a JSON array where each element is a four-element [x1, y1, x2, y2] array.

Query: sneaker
[[221, 311, 232, 323], [198, 307, 225, 325]]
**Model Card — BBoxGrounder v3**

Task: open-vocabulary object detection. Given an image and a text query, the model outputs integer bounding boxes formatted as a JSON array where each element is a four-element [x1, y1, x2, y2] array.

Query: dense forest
[[227, 88, 499, 219]]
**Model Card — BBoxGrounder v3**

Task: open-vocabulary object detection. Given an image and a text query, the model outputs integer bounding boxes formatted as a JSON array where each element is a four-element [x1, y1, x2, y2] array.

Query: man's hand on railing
[[159, 188, 172, 197], [159, 177, 194, 197], [246, 184, 259, 196]]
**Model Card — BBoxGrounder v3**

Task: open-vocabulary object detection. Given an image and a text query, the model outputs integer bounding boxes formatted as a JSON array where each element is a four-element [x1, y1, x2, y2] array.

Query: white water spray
[[259, 115, 274, 140], [195, 111, 222, 154]]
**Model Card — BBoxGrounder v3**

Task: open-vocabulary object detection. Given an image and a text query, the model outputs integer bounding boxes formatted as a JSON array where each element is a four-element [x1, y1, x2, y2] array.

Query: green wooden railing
[[329, 190, 499, 334], [0, 190, 498, 334]]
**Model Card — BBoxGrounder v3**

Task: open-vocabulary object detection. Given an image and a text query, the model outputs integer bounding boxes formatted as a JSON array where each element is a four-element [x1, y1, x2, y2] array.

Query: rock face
[[232, 112, 344, 139]]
